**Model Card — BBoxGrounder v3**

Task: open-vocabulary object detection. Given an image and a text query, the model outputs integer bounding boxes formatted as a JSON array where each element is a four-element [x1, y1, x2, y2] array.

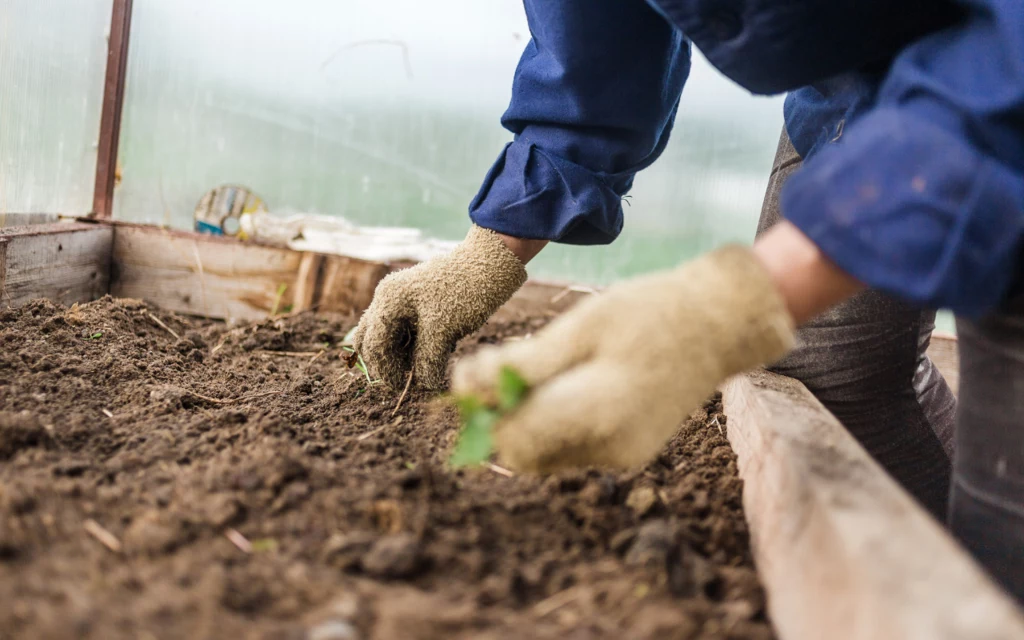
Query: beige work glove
[[451, 245, 795, 473], [351, 225, 527, 390]]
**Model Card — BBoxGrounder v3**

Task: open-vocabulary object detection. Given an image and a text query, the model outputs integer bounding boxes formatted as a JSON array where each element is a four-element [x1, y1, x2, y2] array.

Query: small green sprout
[[88, 332, 103, 340], [251, 538, 278, 553], [449, 367, 530, 468], [341, 346, 373, 383], [270, 283, 288, 316]]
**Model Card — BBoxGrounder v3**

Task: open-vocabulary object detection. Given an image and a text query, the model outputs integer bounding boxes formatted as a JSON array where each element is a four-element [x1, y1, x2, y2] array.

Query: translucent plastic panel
[[0, 1, 113, 215], [116, 1, 783, 284]]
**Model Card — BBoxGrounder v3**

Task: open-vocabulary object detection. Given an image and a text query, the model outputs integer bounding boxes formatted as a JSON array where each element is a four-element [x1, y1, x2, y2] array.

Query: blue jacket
[[468, 0, 1024, 317]]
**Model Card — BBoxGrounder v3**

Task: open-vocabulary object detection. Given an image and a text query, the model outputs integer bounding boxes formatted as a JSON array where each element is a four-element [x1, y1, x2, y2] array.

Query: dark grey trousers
[[757, 130, 1024, 603]]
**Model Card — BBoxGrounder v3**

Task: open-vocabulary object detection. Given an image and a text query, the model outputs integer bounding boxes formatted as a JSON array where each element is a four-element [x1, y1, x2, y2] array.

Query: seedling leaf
[[497, 367, 529, 411], [449, 366, 530, 468], [270, 283, 288, 316], [251, 538, 278, 553], [450, 407, 497, 468], [89, 332, 103, 340]]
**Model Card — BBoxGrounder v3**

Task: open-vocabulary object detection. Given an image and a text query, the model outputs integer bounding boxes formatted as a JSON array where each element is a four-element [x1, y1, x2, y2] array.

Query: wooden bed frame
[[2, 218, 1022, 639]]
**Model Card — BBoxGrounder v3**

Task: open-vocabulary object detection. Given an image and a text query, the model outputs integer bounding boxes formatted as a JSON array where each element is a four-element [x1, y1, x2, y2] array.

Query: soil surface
[[0, 294, 774, 640]]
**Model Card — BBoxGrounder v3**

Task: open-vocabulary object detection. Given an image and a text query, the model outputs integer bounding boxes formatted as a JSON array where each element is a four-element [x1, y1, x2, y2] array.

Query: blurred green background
[[2, 0, 786, 286]]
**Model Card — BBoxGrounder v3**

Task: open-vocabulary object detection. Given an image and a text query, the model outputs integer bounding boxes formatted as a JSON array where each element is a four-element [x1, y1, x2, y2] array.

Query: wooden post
[[92, 0, 134, 219]]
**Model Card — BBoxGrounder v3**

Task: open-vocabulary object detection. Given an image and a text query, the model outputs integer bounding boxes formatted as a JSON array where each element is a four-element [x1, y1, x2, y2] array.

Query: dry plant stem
[[356, 424, 387, 442], [391, 371, 414, 417], [102, 408, 114, 418], [147, 313, 180, 340], [83, 519, 122, 553], [532, 586, 583, 617], [225, 529, 253, 553], [257, 350, 321, 357], [178, 388, 283, 405], [486, 462, 515, 478], [712, 416, 723, 436]]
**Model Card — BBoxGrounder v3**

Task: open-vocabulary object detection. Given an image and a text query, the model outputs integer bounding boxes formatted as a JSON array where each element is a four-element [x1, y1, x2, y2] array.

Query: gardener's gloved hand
[[452, 245, 796, 473], [352, 225, 527, 390]]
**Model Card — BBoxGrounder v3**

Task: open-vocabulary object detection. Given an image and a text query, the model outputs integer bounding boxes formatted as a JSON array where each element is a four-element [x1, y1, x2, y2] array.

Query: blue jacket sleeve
[[468, 0, 691, 245], [781, 0, 1024, 317]]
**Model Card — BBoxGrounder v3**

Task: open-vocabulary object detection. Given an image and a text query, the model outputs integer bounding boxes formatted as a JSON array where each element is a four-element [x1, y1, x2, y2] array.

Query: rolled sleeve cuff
[[781, 108, 1024, 317], [468, 139, 626, 246]]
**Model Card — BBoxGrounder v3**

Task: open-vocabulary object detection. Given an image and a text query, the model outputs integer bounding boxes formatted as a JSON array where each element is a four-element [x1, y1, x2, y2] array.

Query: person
[[351, 0, 1024, 602]]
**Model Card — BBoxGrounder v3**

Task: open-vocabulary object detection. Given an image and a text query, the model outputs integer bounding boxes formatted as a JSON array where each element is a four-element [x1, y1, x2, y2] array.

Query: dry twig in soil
[[83, 519, 122, 553], [178, 388, 283, 405], [391, 371, 414, 417], [486, 462, 515, 478], [147, 313, 181, 340], [225, 529, 253, 553]]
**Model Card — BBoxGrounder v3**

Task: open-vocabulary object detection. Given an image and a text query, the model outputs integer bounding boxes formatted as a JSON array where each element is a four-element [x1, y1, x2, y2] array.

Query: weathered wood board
[[0, 222, 112, 309], [109, 223, 392, 321], [722, 371, 1024, 640]]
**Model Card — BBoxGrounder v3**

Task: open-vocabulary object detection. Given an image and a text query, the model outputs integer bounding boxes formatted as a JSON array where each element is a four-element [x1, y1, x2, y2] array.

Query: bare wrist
[[752, 221, 863, 325], [496, 233, 548, 265]]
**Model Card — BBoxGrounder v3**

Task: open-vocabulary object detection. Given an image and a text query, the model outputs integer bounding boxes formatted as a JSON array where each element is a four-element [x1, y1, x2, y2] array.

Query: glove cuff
[[454, 224, 529, 302], [672, 245, 796, 377]]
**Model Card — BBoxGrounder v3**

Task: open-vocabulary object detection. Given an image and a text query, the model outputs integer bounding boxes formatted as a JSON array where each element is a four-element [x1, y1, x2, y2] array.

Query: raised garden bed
[[1, 220, 1022, 640]]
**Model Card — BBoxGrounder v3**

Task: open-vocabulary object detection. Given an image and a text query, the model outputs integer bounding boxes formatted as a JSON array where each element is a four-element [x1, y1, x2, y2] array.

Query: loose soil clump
[[0, 295, 773, 640]]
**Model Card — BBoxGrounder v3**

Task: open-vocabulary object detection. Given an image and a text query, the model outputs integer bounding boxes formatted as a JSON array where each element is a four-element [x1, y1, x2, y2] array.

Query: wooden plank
[[722, 371, 1024, 640], [318, 254, 392, 316], [109, 224, 391, 321], [0, 223, 112, 308], [927, 332, 959, 397]]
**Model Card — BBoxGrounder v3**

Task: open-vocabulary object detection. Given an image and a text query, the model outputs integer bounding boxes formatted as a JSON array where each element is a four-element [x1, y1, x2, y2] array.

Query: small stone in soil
[[625, 486, 662, 517], [306, 621, 359, 640], [625, 520, 677, 568], [361, 533, 423, 579]]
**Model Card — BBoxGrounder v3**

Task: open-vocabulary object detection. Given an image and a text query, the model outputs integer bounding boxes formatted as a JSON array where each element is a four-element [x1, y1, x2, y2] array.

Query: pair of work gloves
[[352, 225, 795, 473]]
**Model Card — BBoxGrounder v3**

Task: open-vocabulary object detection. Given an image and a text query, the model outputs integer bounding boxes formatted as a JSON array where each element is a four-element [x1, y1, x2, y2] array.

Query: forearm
[[497, 233, 548, 265], [752, 221, 863, 325]]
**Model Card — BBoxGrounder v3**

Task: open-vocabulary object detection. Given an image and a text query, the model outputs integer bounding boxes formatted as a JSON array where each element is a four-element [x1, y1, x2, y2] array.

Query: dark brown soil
[[0, 294, 774, 640]]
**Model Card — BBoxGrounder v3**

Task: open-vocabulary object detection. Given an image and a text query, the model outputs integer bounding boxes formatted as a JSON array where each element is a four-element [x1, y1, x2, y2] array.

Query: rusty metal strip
[[0, 238, 9, 307], [92, 0, 134, 219]]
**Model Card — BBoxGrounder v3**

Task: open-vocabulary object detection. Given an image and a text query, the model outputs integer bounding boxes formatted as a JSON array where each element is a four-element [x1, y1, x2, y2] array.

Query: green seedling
[[88, 332, 103, 340], [251, 538, 278, 553], [270, 283, 288, 316], [341, 346, 373, 383], [449, 367, 529, 468]]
